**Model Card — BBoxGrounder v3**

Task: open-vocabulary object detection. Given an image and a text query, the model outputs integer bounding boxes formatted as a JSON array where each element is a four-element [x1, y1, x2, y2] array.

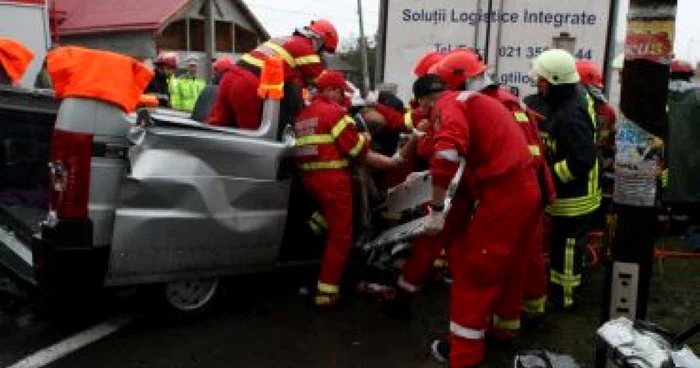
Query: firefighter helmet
[[307, 19, 339, 53], [431, 49, 487, 90], [413, 51, 444, 77], [154, 52, 178, 69], [671, 59, 694, 74], [576, 60, 604, 89], [532, 49, 579, 85]]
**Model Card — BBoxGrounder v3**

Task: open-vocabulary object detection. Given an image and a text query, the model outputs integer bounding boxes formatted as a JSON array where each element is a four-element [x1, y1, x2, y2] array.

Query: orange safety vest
[[47, 46, 154, 112], [0, 38, 34, 84]]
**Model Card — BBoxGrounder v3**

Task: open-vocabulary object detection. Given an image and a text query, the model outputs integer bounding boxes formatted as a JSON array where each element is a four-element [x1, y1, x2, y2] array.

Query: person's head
[[185, 55, 199, 76], [413, 51, 444, 78], [412, 74, 447, 111], [316, 70, 352, 103], [297, 19, 339, 54], [430, 48, 492, 92], [154, 53, 178, 77], [531, 49, 579, 97], [212, 57, 234, 83], [576, 60, 604, 89], [670, 59, 695, 82]]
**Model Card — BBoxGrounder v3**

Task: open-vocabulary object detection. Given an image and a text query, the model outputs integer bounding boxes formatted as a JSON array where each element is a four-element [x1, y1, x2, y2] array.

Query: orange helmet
[[413, 51, 444, 77], [154, 52, 177, 69], [670, 59, 694, 74], [213, 57, 235, 73], [431, 49, 487, 90], [575, 60, 604, 89], [307, 19, 339, 53]]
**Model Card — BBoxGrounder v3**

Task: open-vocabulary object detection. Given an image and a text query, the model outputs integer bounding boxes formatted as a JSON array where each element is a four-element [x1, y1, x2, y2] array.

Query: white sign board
[[0, 1, 50, 88], [383, 0, 612, 100]]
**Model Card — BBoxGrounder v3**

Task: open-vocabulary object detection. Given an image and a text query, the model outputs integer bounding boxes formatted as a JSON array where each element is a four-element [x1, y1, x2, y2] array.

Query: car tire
[[149, 278, 222, 321]]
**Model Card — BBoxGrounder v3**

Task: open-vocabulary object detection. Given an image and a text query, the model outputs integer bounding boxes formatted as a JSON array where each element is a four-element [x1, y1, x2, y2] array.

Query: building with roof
[[54, 0, 268, 77]]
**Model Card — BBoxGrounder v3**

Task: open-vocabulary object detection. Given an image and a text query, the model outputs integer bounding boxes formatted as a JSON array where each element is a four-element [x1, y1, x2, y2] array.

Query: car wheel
[[152, 278, 221, 321]]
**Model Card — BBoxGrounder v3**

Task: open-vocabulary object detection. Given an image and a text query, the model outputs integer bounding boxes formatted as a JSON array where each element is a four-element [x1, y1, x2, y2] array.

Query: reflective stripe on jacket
[[294, 95, 369, 171], [239, 36, 324, 86], [539, 85, 601, 217]]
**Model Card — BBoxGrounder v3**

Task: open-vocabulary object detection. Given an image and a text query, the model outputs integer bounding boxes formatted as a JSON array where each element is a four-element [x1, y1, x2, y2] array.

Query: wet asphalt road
[[2, 251, 699, 368]]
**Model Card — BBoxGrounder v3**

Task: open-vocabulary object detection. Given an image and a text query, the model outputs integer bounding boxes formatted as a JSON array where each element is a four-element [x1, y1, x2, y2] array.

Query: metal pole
[[204, 0, 215, 81], [595, 0, 677, 366], [602, 0, 622, 98], [357, 0, 371, 93], [374, 0, 388, 86], [483, 0, 494, 64], [492, 0, 505, 75]]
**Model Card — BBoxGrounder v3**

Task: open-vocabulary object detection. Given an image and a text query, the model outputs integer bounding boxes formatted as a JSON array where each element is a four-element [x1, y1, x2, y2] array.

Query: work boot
[[430, 339, 450, 364], [378, 287, 413, 320]]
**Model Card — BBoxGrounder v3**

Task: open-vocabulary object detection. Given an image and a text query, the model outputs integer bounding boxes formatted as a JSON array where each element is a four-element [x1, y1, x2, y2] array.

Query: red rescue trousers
[[209, 66, 262, 130], [521, 211, 547, 318], [448, 171, 540, 368], [301, 170, 354, 294], [398, 186, 473, 293]]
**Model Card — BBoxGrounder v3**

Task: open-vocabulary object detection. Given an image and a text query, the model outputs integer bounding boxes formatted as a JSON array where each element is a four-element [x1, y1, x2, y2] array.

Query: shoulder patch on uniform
[[456, 91, 476, 102]]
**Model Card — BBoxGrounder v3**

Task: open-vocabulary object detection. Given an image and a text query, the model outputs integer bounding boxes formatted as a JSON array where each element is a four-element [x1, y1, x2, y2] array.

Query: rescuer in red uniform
[[295, 71, 402, 309], [425, 58, 541, 367], [209, 20, 338, 130], [435, 50, 556, 326]]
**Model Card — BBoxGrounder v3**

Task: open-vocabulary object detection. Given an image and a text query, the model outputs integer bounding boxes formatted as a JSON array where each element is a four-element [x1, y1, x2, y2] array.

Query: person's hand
[[416, 119, 430, 132], [365, 90, 379, 105], [424, 207, 445, 235], [406, 170, 428, 183]]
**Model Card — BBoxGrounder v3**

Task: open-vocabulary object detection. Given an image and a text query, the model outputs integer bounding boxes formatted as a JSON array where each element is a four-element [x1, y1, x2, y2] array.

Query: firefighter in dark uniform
[[530, 49, 601, 310]]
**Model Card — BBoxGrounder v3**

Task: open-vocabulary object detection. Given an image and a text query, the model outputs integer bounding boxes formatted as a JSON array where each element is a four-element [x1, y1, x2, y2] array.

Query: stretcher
[[362, 158, 466, 251]]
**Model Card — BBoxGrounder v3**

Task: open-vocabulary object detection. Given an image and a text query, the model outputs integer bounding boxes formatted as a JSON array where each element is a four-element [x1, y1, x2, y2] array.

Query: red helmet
[[307, 19, 339, 53], [575, 60, 604, 89], [213, 57, 235, 73], [413, 51, 444, 77], [431, 49, 487, 90], [671, 59, 694, 74], [154, 52, 177, 69]]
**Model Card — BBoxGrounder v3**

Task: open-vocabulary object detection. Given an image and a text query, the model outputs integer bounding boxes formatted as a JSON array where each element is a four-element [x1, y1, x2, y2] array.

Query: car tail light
[[48, 129, 93, 221]]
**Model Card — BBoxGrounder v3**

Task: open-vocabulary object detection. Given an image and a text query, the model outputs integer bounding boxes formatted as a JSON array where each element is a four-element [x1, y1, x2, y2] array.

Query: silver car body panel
[[105, 100, 294, 286]]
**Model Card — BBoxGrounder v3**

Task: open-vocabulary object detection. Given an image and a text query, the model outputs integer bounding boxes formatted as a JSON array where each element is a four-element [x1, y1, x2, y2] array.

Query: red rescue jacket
[[430, 91, 533, 189], [240, 35, 324, 86], [483, 86, 556, 204], [294, 95, 369, 171]]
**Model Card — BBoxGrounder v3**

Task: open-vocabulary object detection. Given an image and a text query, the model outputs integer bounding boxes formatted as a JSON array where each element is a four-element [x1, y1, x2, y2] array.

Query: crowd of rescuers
[[137, 21, 693, 367], [2, 27, 697, 367]]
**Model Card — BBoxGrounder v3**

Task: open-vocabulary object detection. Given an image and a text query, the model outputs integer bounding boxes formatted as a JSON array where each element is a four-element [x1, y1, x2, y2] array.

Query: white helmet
[[532, 49, 580, 85]]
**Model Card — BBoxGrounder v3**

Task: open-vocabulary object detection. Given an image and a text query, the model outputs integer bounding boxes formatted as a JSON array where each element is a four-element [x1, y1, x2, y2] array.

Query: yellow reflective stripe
[[546, 191, 601, 217], [493, 315, 521, 331], [348, 134, 366, 157], [403, 111, 414, 131], [563, 238, 577, 308], [264, 41, 296, 67], [311, 211, 327, 228], [308, 220, 323, 235], [528, 145, 541, 156], [554, 160, 575, 183], [296, 134, 334, 146], [314, 295, 336, 306], [259, 83, 284, 90], [241, 54, 264, 68], [331, 116, 354, 138], [317, 282, 339, 294], [522, 296, 546, 315], [514, 111, 529, 122], [661, 168, 669, 188], [549, 271, 582, 286], [589, 159, 599, 196], [295, 54, 321, 66], [299, 160, 349, 171]]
